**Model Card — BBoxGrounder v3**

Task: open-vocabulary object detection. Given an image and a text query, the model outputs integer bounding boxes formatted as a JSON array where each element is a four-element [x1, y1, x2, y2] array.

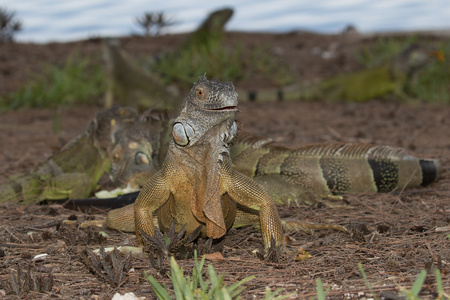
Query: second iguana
[[0, 107, 171, 203]]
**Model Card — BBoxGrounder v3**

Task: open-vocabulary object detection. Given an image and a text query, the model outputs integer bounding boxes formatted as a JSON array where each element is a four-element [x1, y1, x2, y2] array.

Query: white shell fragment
[[111, 292, 145, 300], [32, 253, 48, 261]]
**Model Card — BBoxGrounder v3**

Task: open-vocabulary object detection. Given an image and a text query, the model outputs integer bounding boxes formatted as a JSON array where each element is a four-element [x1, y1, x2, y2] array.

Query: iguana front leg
[[105, 170, 169, 240], [133, 170, 170, 245], [222, 165, 284, 249]]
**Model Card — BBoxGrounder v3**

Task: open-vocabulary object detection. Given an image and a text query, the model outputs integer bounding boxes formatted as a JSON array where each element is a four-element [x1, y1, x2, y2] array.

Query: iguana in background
[[0, 107, 171, 203], [168, 8, 233, 56], [105, 75, 285, 251], [152, 8, 234, 84], [237, 44, 441, 102], [103, 8, 233, 110], [104, 25, 442, 105], [102, 39, 180, 111]]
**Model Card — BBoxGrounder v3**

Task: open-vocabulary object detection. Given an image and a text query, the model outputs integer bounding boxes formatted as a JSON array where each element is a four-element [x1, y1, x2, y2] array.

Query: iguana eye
[[196, 87, 208, 100], [113, 153, 120, 162]]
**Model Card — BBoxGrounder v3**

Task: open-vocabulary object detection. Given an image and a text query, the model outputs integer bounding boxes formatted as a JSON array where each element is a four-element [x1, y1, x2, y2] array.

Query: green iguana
[[104, 8, 234, 110], [237, 44, 440, 102], [105, 75, 285, 251], [104, 76, 443, 253], [0, 107, 171, 203], [152, 8, 234, 84], [103, 39, 180, 111], [169, 8, 233, 55]]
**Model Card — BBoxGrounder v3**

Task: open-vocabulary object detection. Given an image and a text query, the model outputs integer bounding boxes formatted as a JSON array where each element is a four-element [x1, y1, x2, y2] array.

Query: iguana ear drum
[[172, 122, 195, 146]]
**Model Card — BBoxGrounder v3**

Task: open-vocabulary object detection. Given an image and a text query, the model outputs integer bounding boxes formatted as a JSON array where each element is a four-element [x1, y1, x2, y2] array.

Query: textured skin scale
[[106, 76, 284, 250]]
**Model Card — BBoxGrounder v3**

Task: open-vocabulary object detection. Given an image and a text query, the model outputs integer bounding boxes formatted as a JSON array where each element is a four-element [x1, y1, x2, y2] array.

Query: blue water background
[[0, 0, 449, 43]]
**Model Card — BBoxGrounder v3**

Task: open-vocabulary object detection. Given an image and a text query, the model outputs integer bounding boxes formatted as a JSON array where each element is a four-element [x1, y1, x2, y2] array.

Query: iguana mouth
[[206, 106, 238, 111]]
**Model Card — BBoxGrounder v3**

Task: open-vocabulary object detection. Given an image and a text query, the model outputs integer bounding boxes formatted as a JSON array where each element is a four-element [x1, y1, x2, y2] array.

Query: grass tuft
[[145, 250, 293, 299], [1, 50, 105, 110]]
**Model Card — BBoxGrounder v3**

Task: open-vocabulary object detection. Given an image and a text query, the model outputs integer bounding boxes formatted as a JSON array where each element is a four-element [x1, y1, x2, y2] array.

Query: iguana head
[[172, 75, 238, 147], [84, 107, 168, 190], [392, 43, 441, 79], [109, 110, 171, 189]]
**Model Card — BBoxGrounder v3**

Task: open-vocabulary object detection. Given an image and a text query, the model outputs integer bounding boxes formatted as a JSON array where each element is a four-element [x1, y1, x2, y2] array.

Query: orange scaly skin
[[106, 75, 284, 250]]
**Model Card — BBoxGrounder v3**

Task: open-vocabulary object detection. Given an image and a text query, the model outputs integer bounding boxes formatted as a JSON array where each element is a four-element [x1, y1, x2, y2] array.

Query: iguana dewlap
[[106, 75, 284, 250]]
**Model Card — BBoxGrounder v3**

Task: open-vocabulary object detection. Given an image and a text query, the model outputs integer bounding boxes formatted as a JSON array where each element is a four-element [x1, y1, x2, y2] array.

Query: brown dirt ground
[[0, 32, 450, 299]]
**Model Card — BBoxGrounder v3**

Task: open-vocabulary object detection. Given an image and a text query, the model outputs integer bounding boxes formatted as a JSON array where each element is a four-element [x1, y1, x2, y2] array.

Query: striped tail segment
[[305, 143, 442, 193], [231, 134, 441, 195]]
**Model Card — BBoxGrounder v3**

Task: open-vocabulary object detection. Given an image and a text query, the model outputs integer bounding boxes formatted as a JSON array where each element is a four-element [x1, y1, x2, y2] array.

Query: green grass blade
[[409, 270, 427, 297], [316, 278, 329, 300], [144, 271, 171, 300], [263, 287, 294, 300], [358, 263, 379, 300], [220, 287, 232, 300], [435, 269, 444, 299], [169, 256, 189, 299], [228, 275, 254, 298]]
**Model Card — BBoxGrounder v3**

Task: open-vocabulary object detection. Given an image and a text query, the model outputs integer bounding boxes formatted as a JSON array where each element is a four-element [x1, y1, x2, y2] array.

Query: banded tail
[[231, 133, 441, 205]]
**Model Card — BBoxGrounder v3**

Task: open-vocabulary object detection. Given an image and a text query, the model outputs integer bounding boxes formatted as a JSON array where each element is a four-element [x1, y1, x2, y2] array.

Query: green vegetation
[[152, 42, 293, 87], [1, 51, 105, 110], [357, 36, 418, 67], [358, 263, 447, 300], [249, 43, 293, 86], [407, 41, 450, 104], [357, 262, 379, 300], [401, 270, 427, 299], [153, 43, 247, 84], [315, 278, 330, 300], [145, 257, 447, 299], [145, 251, 292, 299], [357, 37, 450, 104], [0, 7, 23, 43], [434, 269, 445, 300]]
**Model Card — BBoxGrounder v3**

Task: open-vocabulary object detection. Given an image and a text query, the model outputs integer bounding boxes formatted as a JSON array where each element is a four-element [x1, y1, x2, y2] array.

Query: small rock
[[112, 292, 145, 300]]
